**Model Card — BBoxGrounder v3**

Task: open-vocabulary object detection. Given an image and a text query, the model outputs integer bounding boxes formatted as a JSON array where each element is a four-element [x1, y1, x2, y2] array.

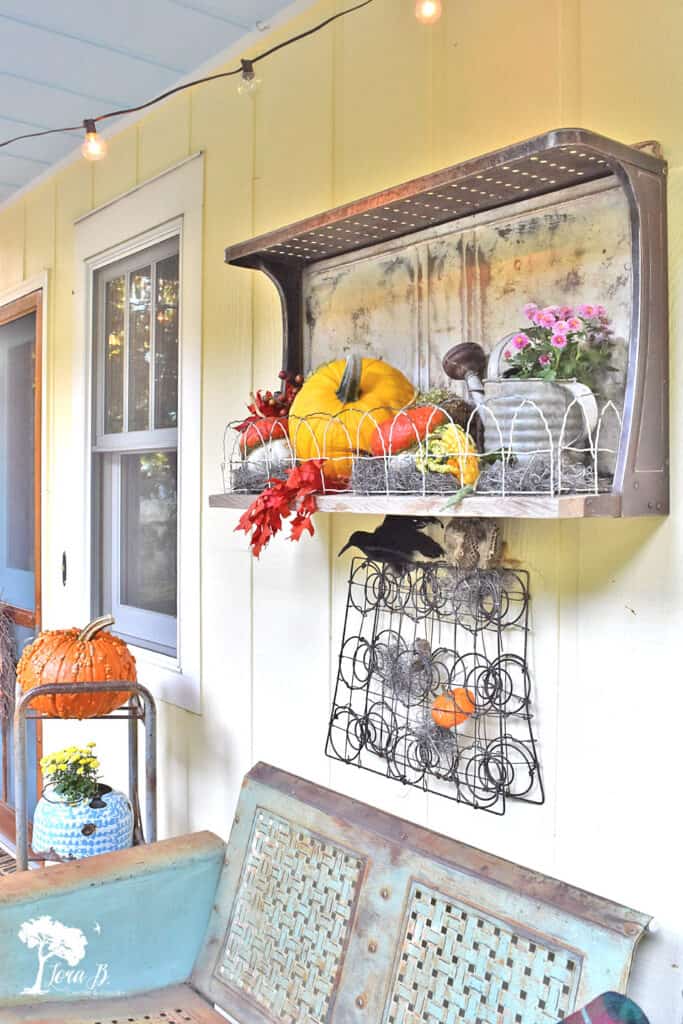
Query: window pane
[[104, 275, 125, 433], [128, 266, 152, 431], [120, 451, 177, 618], [154, 254, 179, 429]]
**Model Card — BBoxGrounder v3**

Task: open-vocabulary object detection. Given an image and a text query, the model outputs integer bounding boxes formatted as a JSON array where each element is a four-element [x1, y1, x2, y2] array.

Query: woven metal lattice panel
[[385, 881, 582, 1024], [216, 809, 364, 1022]]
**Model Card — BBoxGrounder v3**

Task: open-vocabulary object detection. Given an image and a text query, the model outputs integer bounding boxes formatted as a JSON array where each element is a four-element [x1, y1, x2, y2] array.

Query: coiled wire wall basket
[[325, 558, 543, 815]]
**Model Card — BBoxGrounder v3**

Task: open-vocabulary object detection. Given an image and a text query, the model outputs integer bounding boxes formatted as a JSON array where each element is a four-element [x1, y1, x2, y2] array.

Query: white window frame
[[71, 155, 203, 714], [94, 237, 180, 658]]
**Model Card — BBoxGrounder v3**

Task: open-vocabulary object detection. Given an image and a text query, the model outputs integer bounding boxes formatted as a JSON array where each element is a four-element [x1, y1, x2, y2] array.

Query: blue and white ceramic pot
[[32, 784, 133, 860]]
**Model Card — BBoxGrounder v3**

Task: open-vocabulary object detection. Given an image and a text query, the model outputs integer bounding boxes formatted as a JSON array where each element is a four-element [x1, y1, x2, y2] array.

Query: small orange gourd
[[431, 687, 475, 729], [17, 616, 136, 719]]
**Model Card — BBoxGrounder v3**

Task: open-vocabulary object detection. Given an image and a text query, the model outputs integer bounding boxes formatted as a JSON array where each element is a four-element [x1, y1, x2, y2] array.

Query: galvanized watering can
[[481, 335, 599, 461]]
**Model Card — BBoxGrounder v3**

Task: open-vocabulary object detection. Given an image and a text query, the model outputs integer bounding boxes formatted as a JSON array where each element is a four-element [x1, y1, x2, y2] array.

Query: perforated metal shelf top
[[224, 128, 663, 268]]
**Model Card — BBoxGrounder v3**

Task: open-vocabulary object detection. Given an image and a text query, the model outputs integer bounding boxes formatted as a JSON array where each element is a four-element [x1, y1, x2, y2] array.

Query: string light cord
[[0, 0, 376, 151]]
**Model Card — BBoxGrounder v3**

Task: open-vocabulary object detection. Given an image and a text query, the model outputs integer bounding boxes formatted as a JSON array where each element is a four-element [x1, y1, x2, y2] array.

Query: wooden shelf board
[[209, 492, 622, 519]]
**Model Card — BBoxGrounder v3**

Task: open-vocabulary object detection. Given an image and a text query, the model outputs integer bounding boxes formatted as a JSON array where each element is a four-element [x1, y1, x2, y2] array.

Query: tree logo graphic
[[18, 916, 88, 995]]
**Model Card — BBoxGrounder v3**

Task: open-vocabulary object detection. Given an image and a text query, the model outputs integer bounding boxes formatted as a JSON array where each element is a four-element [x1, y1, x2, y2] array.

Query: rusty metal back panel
[[192, 764, 650, 1024], [302, 179, 631, 395]]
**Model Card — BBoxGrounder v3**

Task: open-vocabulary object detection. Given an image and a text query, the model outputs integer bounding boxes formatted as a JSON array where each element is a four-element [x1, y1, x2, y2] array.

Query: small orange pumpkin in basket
[[17, 616, 136, 719], [431, 687, 475, 729]]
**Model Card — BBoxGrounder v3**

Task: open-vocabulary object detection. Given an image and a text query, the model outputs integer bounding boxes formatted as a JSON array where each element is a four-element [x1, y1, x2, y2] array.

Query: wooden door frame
[[0, 283, 45, 844]]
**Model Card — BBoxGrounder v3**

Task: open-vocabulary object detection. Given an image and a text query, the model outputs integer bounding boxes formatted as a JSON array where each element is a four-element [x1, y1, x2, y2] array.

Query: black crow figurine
[[338, 516, 444, 571]]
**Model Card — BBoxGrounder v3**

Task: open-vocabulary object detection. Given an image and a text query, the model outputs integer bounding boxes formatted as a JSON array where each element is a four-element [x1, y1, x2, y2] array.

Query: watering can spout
[[442, 343, 487, 407]]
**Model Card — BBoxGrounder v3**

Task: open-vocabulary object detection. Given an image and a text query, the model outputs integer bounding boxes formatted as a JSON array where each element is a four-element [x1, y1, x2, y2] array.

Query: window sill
[[129, 644, 200, 715]]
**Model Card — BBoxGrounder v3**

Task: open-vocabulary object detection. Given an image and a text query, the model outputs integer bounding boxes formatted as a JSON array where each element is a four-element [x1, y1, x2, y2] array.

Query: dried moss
[[476, 453, 605, 494], [352, 454, 461, 495]]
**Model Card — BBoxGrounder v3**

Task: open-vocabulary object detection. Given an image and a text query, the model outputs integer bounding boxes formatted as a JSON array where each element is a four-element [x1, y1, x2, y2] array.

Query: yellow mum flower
[[76, 767, 85, 776], [57, 765, 67, 772], [87, 742, 97, 748]]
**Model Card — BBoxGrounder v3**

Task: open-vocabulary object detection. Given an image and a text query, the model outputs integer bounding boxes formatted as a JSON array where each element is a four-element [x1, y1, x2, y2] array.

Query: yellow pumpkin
[[288, 355, 416, 483]]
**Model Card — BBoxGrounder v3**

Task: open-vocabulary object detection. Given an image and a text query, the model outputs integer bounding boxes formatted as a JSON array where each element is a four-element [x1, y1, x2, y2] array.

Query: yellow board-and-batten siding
[[0, 2, 681, 1020]]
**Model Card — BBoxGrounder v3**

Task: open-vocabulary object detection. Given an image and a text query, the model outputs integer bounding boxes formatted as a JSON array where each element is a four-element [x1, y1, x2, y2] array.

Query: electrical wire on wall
[[0, 0, 383, 161]]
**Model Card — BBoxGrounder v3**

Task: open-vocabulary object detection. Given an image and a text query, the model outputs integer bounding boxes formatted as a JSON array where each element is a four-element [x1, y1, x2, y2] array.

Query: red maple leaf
[[235, 460, 326, 557]]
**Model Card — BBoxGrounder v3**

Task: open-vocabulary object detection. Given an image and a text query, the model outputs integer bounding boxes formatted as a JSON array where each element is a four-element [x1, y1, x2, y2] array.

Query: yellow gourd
[[288, 355, 416, 484], [416, 422, 480, 487]]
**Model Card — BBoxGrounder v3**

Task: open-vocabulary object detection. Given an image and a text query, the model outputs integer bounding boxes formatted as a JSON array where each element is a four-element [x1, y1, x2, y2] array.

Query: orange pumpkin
[[431, 687, 475, 729], [17, 616, 136, 719]]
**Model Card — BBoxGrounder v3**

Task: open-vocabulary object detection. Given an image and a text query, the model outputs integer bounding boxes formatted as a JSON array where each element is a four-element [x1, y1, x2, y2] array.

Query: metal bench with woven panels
[[0, 764, 650, 1024]]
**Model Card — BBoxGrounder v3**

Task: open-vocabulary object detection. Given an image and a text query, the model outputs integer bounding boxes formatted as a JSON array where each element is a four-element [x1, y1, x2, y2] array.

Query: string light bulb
[[415, 0, 442, 24], [81, 119, 107, 161], [238, 59, 262, 96]]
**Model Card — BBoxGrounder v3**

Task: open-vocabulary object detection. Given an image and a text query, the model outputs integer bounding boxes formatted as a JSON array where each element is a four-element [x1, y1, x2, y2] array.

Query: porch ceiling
[[0, 0, 293, 204]]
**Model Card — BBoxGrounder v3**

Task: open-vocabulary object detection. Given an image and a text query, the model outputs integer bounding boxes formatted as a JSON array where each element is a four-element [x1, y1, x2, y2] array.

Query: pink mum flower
[[512, 332, 531, 350], [558, 305, 574, 319], [503, 347, 514, 360], [537, 311, 557, 328], [551, 334, 568, 349], [566, 316, 583, 332], [595, 304, 607, 317], [538, 353, 552, 367], [523, 302, 538, 320], [578, 303, 597, 318], [553, 320, 570, 335]]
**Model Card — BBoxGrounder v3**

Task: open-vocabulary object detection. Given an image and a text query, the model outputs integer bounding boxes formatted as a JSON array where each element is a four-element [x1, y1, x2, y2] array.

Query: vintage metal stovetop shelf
[[220, 127, 669, 519]]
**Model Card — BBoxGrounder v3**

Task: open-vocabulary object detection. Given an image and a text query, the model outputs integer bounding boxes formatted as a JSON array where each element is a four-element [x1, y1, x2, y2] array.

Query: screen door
[[0, 292, 42, 845]]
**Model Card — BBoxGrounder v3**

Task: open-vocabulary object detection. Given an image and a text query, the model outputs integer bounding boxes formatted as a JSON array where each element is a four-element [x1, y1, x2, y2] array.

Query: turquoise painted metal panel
[[192, 764, 651, 1024], [0, 832, 225, 1006], [0, 765, 652, 1024]]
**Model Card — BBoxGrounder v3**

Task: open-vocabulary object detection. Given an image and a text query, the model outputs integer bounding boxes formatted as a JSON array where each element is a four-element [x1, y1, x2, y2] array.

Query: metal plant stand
[[13, 681, 157, 871]]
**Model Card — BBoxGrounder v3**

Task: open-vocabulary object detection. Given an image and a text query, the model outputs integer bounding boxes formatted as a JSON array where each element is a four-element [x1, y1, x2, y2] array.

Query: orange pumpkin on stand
[[17, 616, 136, 719]]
